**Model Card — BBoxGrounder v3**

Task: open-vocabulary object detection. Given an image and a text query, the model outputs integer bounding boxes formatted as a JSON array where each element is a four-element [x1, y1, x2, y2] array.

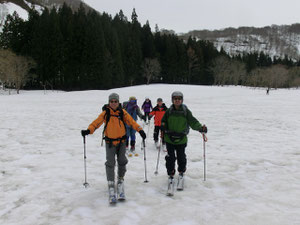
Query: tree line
[[0, 3, 300, 92]]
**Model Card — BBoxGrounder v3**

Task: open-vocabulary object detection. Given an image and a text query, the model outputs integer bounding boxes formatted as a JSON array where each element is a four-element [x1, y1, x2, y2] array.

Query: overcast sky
[[83, 0, 300, 33]]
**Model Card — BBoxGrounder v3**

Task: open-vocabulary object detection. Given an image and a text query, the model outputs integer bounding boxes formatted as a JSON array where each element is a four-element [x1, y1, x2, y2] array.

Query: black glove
[[139, 130, 146, 140], [81, 129, 90, 137], [199, 125, 207, 133]]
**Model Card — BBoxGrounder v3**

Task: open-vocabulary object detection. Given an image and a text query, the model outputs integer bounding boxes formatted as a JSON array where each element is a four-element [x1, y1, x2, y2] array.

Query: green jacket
[[161, 104, 202, 145]]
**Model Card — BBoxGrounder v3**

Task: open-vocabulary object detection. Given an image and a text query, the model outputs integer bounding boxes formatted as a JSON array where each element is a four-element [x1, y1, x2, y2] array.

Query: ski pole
[[142, 139, 149, 183], [83, 136, 89, 188], [154, 138, 162, 175], [202, 133, 208, 181]]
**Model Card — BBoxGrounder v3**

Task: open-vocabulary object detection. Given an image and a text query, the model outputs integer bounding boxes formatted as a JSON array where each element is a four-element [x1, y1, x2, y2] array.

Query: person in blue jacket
[[124, 96, 144, 153]]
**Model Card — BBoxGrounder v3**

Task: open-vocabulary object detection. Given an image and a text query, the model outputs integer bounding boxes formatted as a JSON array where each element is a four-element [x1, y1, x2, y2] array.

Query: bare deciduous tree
[[248, 65, 289, 88], [210, 56, 231, 85], [142, 58, 161, 84], [0, 49, 36, 94], [287, 67, 300, 88], [210, 56, 246, 86]]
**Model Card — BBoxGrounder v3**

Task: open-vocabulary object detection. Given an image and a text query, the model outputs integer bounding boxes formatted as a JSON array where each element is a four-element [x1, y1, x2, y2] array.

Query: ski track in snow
[[1, 85, 300, 225]]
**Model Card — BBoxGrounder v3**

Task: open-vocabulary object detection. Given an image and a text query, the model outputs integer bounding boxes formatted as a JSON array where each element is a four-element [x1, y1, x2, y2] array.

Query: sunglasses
[[173, 97, 182, 100], [110, 100, 119, 103]]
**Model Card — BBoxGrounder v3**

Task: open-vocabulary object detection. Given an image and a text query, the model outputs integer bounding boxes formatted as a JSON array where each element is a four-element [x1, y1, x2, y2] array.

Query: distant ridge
[[179, 24, 300, 60]]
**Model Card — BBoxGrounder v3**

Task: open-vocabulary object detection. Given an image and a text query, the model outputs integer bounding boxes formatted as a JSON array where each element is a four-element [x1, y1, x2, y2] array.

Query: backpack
[[164, 104, 190, 141], [101, 104, 126, 146], [167, 104, 188, 117], [125, 101, 138, 120]]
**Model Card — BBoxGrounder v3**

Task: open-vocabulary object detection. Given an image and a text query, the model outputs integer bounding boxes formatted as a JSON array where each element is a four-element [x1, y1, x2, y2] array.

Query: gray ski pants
[[105, 142, 128, 182]]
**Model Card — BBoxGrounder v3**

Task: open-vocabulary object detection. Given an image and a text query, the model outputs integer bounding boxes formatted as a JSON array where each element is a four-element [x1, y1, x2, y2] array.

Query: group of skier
[[81, 91, 207, 203]]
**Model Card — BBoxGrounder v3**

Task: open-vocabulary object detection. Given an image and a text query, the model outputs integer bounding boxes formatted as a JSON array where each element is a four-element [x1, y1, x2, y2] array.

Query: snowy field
[[1, 84, 300, 225]]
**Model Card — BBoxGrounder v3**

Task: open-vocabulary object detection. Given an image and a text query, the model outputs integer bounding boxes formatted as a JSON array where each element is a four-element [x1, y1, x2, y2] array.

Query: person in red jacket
[[149, 98, 168, 146]]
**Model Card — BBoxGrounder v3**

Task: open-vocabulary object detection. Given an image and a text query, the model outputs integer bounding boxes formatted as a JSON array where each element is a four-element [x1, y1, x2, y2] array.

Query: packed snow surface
[[1, 84, 300, 225]]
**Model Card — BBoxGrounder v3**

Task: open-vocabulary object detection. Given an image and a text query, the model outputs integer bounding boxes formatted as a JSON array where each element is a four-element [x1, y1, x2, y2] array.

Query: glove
[[199, 125, 207, 133], [139, 130, 146, 140], [142, 115, 146, 122], [81, 129, 90, 137]]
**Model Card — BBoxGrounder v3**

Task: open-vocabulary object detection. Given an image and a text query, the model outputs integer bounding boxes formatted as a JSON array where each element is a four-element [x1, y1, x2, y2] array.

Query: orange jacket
[[88, 107, 142, 145], [149, 104, 167, 126]]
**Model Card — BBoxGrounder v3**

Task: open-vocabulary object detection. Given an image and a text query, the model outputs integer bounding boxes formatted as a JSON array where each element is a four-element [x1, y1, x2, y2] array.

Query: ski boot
[[108, 181, 117, 204], [177, 173, 184, 191], [117, 178, 126, 201], [167, 176, 175, 196]]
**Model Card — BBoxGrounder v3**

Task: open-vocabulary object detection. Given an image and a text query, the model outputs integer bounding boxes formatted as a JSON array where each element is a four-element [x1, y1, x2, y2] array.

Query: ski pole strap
[[202, 133, 208, 142]]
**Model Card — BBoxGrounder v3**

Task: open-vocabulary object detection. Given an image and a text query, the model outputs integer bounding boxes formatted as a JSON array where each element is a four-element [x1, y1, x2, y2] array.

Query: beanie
[[108, 93, 119, 102], [171, 91, 184, 102]]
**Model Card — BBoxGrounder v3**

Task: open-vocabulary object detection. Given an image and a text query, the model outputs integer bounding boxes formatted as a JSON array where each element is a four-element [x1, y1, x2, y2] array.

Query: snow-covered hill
[[0, 2, 28, 27], [1, 84, 300, 225], [0, 0, 92, 30], [181, 24, 300, 60]]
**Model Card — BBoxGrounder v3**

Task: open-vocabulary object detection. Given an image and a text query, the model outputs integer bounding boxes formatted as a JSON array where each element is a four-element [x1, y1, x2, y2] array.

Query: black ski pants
[[153, 126, 161, 142], [144, 112, 151, 122], [165, 143, 187, 176]]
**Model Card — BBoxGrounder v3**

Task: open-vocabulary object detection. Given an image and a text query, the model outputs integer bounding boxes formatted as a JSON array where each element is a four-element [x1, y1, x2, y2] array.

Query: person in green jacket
[[161, 91, 207, 193]]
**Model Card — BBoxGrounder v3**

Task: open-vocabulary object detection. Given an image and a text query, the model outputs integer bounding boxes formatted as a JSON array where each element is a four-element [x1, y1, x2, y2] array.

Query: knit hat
[[171, 91, 183, 102], [108, 93, 119, 102], [157, 98, 163, 102], [129, 96, 136, 101]]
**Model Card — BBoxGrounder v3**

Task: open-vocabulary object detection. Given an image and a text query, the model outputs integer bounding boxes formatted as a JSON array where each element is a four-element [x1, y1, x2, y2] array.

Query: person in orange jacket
[[81, 93, 146, 203], [149, 98, 168, 147]]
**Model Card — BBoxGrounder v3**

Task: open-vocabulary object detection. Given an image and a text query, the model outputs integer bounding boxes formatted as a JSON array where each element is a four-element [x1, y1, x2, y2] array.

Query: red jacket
[[149, 104, 167, 126]]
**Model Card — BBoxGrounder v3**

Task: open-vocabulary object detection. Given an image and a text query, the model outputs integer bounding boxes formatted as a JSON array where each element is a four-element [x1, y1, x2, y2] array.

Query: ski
[[128, 150, 139, 157], [166, 177, 175, 196]]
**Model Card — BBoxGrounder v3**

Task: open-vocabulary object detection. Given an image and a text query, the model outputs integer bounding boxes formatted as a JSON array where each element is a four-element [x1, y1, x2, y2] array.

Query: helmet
[[171, 91, 183, 101]]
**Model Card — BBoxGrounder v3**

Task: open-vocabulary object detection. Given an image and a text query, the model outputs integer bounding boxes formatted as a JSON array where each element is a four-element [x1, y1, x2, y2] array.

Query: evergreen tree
[[141, 21, 156, 58], [0, 12, 26, 53]]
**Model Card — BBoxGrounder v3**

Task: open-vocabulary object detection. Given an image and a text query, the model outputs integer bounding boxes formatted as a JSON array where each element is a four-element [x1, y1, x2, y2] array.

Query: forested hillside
[[0, 3, 300, 92]]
